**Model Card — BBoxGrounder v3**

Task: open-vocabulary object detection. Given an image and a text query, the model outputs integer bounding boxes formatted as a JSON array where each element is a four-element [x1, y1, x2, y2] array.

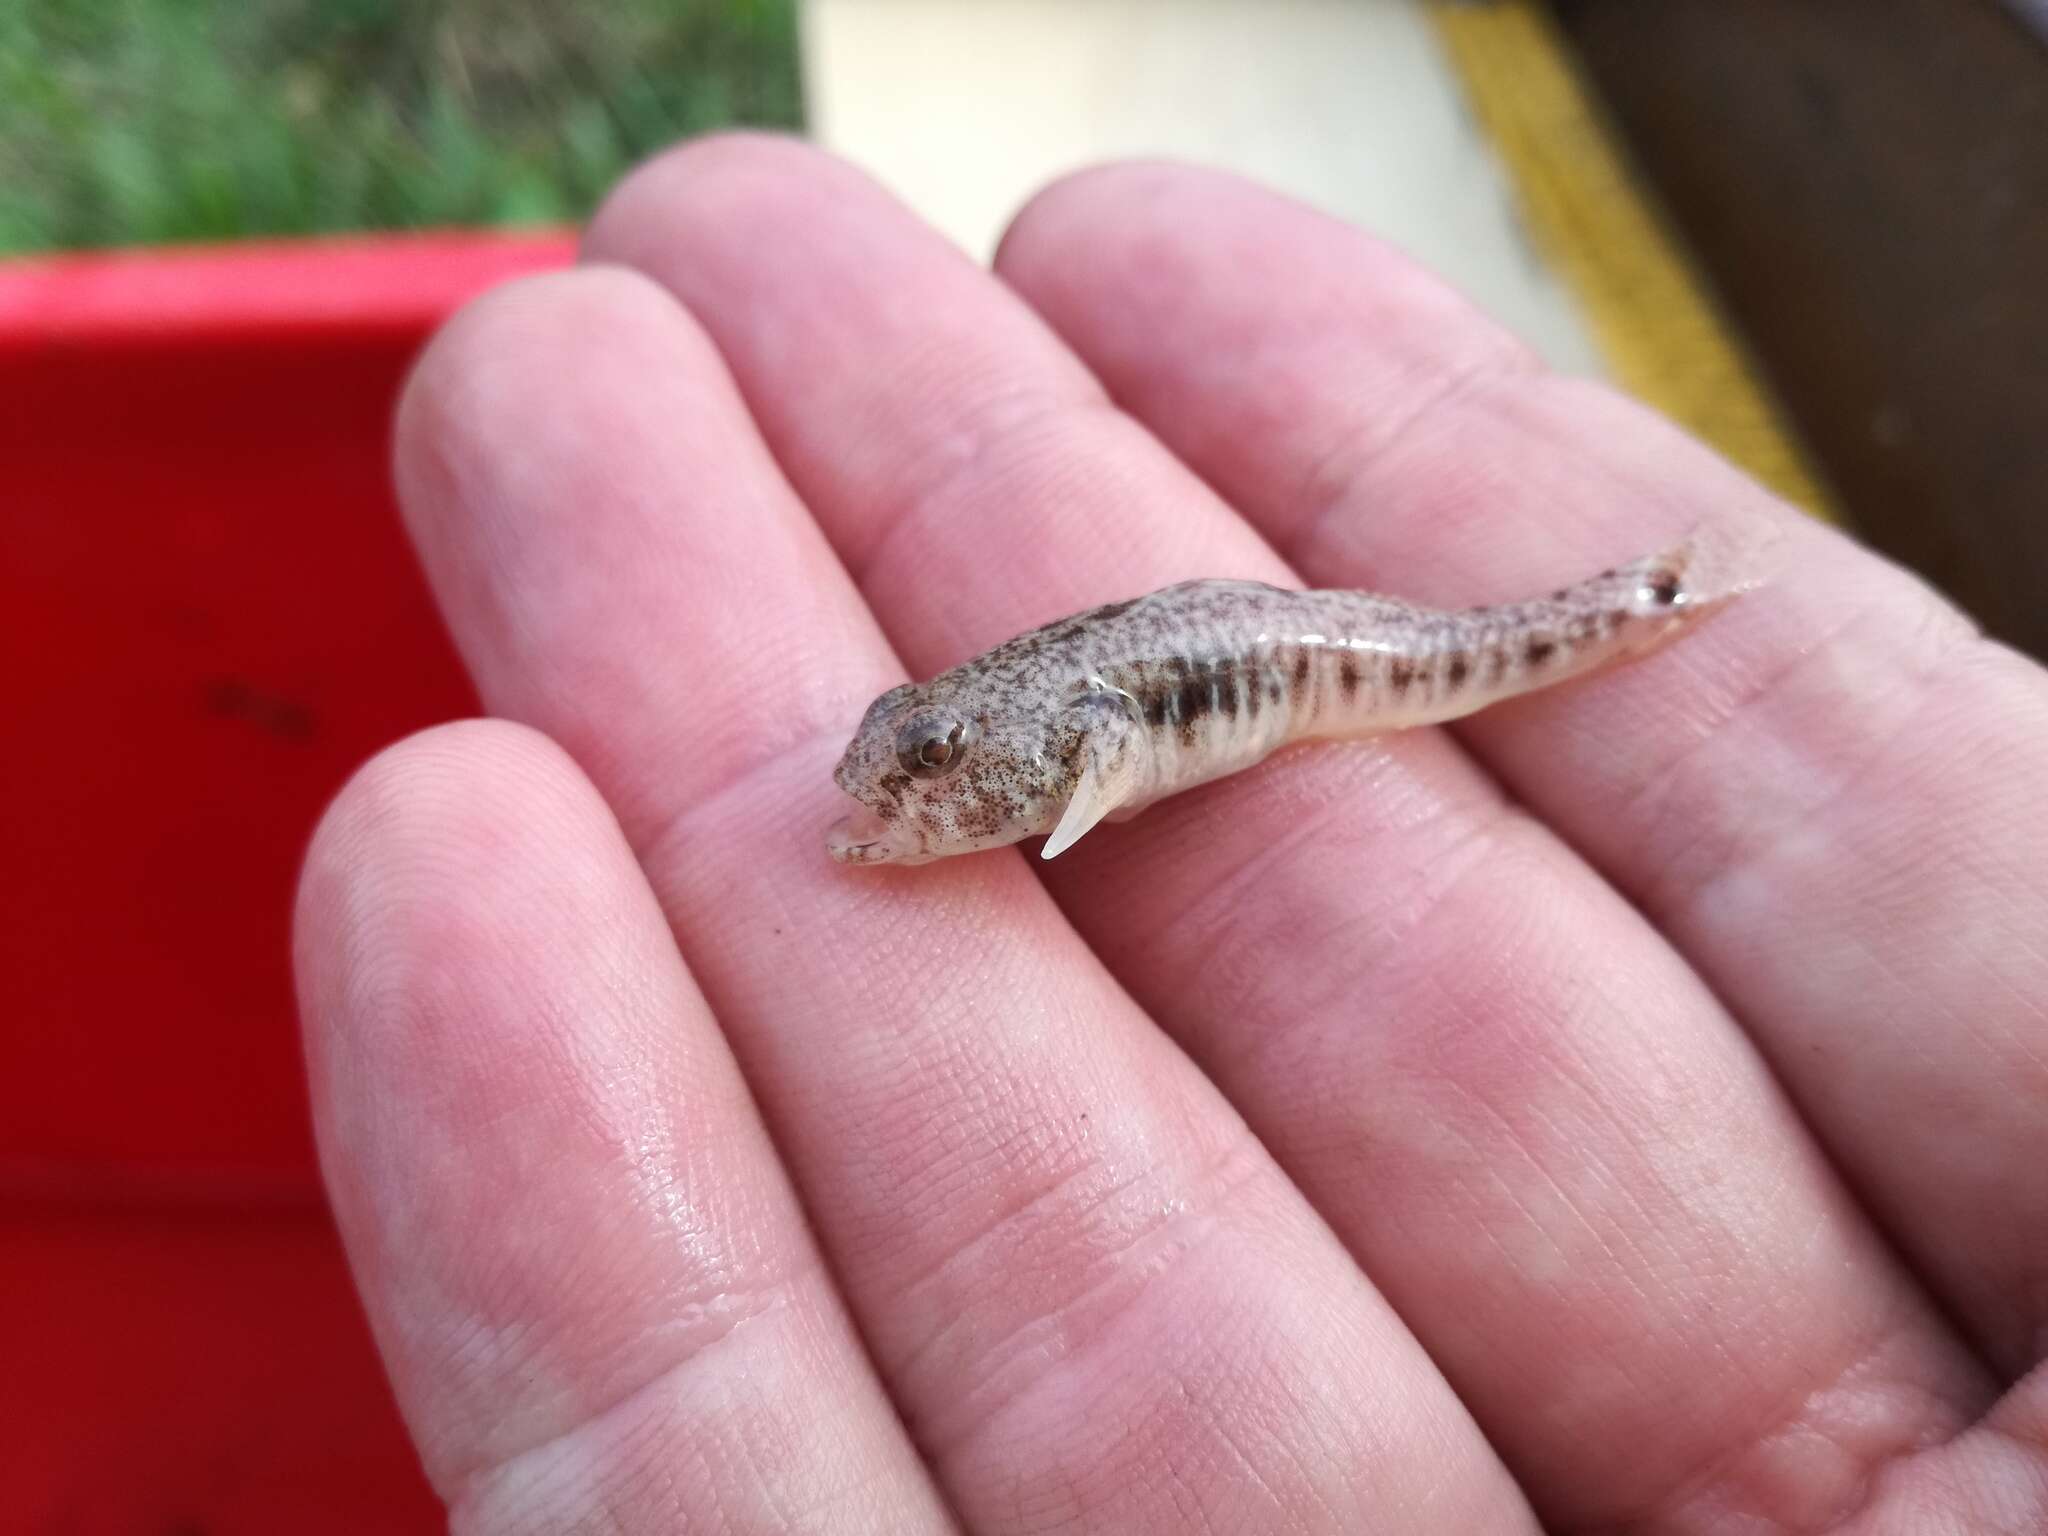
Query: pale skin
[[297, 137, 2048, 1533]]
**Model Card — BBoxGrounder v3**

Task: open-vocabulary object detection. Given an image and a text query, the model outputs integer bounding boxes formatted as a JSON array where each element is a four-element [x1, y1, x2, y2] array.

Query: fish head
[[826, 678, 1092, 866]]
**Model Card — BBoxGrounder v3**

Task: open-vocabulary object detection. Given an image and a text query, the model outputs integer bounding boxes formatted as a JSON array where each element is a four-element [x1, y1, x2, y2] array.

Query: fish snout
[[825, 800, 915, 865]]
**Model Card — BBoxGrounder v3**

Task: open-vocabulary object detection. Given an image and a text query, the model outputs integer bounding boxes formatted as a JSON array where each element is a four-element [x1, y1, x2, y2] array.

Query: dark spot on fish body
[[1445, 651, 1470, 689], [1338, 654, 1361, 700], [1175, 665, 1212, 742], [1289, 647, 1311, 701], [959, 800, 1003, 837], [1647, 569, 1682, 606], [1388, 658, 1416, 693], [1243, 663, 1262, 718], [1484, 645, 1508, 686], [1526, 637, 1557, 666]]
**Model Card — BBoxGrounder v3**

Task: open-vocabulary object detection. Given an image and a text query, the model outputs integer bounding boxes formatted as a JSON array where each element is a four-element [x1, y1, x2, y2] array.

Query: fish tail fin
[[1622, 516, 1789, 620]]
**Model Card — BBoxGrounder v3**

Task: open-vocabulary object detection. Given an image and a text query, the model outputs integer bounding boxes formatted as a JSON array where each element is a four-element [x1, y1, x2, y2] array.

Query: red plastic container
[[2, 230, 576, 1531]]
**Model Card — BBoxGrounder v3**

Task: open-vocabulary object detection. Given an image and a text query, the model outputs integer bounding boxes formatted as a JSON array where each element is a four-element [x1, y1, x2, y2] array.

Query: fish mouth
[[825, 799, 918, 866]]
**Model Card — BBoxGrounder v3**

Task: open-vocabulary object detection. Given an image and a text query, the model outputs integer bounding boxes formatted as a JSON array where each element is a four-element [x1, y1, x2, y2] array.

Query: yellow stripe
[[1425, 0, 1838, 520]]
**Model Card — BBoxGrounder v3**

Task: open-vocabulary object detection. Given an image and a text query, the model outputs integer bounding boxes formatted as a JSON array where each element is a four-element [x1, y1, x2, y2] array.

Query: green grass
[[0, 0, 803, 253]]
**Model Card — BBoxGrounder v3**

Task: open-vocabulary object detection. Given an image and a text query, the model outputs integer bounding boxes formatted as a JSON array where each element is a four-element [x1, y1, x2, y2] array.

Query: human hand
[[295, 138, 2048, 1533]]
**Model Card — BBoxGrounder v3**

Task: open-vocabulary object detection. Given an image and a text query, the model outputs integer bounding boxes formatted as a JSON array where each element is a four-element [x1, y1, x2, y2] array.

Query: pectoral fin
[[1042, 735, 1141, 860]]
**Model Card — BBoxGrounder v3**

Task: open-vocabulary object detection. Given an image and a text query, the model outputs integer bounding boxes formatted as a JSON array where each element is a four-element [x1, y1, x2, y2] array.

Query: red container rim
[[0, 226, 580, 348]]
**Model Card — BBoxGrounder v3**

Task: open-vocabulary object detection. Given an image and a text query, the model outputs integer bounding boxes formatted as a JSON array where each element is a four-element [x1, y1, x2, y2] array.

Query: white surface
[[802, 0, 1605, 374]]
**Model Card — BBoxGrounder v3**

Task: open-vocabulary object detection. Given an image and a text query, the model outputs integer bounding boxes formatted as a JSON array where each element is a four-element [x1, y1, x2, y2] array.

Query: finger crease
[[1283, 346, 1529, 568], [842, 383, 1114, 587], [443, 1263, 814, 1514]]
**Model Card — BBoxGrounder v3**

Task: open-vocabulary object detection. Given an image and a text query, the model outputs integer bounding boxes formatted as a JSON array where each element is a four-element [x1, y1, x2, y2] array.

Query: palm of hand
[[296, 138, 2048, 1534]]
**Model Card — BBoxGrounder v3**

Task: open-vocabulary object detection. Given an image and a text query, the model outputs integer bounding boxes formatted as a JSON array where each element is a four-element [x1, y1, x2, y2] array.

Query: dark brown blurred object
[[1551, 0, 2048, 658]]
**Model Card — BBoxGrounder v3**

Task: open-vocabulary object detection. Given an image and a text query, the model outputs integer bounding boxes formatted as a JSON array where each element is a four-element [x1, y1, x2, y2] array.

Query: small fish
[[828, 525, 1769, 866]]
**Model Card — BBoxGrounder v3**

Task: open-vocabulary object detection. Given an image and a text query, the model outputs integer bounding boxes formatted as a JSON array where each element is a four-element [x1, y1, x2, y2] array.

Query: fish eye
[[897, 718, 968, 777]]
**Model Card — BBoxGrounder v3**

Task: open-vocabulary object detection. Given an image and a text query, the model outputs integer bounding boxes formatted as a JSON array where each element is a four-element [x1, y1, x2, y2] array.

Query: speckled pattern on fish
[[827, 526, 1764, 866]]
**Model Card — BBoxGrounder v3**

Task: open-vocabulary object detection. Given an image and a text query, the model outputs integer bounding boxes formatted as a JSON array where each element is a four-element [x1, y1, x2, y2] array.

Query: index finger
[[996, 161, 2048, 1377]]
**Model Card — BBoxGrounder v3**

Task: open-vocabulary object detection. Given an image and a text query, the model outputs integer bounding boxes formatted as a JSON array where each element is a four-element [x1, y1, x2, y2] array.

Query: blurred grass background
[[0, 0, 802, 254]]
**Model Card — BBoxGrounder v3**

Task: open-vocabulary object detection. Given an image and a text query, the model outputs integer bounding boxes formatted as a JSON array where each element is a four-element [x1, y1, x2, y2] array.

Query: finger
[[589, 135, 1990, 1531], [294, 721, 952, 1533], [1843, 1369, 2048, 1533], [996, 162, 2048, 1377], [395, 255, 1535, 1532]]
